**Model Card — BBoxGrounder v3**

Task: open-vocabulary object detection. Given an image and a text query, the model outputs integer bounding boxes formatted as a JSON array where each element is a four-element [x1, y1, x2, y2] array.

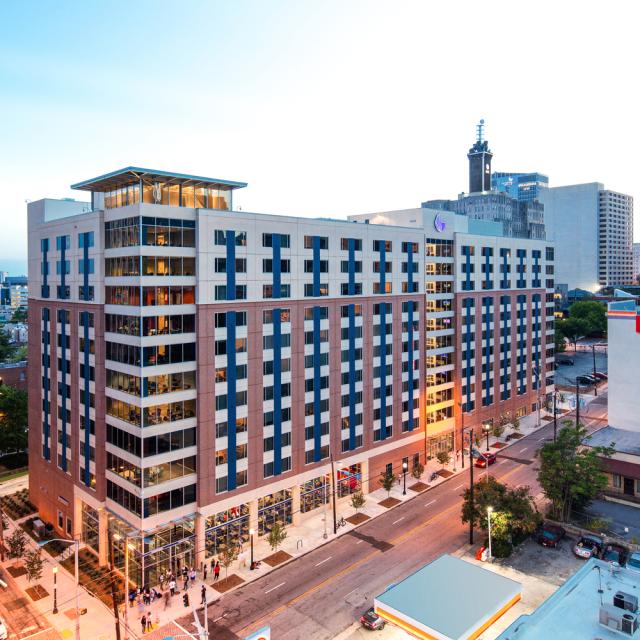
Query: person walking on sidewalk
[[146, 613, 152, 633], [189, 567, 197, 586], [204, 564, 208, 580], [183, 574, 189, 591], [159, 571, 165, 590], [141, 615, 147, 635], [213, 561, 220, 582], [201, 584, 207, 605], [169, 578, 176, 596]]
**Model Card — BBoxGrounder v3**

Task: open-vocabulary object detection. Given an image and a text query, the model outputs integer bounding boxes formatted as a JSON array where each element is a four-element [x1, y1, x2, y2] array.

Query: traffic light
[[183, 593, 189, 607]]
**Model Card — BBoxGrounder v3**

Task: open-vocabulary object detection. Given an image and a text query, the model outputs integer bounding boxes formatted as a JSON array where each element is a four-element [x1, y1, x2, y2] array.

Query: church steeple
[[467, 119, 493, 193]]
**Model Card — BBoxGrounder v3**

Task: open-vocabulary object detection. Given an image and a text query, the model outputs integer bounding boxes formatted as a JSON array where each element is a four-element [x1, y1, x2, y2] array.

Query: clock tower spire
[[467, 119, 493, 193]]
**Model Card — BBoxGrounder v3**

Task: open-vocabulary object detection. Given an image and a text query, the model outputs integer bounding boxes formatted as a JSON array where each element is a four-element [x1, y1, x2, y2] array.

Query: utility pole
[[0, 506, 5, 562], [553, 391, 557, 443], [575, 381, 580, 429], [330, 455, 337, 535], [468, 427, 474, 545], [460, 403, 465, 469], [108, 530, 122, 640], [591, 344, 598, 397]]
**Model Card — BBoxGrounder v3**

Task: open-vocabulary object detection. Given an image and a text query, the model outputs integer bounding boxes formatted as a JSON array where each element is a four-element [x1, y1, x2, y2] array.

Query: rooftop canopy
[[70, 166, 247, 193]]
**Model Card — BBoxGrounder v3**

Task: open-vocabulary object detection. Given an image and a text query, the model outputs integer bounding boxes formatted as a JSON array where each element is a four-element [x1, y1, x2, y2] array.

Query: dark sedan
[[534, 523, 566, 548], [360, 608, 386, 631]]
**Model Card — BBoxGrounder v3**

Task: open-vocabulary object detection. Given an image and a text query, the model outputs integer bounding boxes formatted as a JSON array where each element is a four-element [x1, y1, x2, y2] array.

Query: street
[[183, 396, 609, 640]]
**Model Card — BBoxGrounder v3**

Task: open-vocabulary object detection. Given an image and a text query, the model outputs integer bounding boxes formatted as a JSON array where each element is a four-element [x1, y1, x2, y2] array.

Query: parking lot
[[555, 345, 607, 390]]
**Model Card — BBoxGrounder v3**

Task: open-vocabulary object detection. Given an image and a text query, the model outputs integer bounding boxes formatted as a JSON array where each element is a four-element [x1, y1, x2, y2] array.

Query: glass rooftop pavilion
[[71, 166, 247, 212]]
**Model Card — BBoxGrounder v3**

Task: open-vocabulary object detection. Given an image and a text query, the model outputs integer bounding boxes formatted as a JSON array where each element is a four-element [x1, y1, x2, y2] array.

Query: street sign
[[246, 626, 271, 640]]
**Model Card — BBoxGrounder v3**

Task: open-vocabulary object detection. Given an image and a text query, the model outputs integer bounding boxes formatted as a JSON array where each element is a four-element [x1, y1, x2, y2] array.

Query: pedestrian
[[214, 561, 220, 582], [146, 613, 152, 633], [143, 587, 150, 606], [159, 571, 165, 590], [204, 564, 208, 580], [183, 575, 189, 591], [189, 567, 196, 585], [169, 578, 176, 596], [141, 615, 147, 635], [201, 585, 207, 605], [164, 590, 170, 610], [210, 559, 215, 574], [129, 589, 136, 608], [182, 566, 188, 581]]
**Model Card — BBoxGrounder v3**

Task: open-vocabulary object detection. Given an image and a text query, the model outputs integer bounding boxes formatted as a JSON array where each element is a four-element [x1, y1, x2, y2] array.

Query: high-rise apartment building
[[28, 168, 553, 586], [633, 243, 640, 283], [540, 183, 633, 292]]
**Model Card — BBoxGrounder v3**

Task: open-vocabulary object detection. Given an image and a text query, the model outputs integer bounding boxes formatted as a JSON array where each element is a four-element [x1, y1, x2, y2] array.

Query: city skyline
[[2, 0, 639, 267]]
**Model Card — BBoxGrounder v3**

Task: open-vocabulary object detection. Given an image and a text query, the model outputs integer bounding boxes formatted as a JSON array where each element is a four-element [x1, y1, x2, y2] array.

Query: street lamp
[[39, 539, 79, 640], [483, 422, 491, 452], [402, 461, 408, 496], [462, 426, 475, 544], [249, 528, 255, 569], [52, 566, 58, 614], [487, 507, 494, 560]]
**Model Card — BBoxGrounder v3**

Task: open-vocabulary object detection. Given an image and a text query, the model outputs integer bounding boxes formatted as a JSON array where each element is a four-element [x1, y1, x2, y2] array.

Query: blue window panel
[[226, 311, 237, 490], [42, 308, 51, 460], [313, 306, 322, 460], [379, 303, 389, 440], [379, 243, 386, 292], [348, 303, 357, 448], [272, 308, 283, 475], [272, 233, 281, 299], [407, 300, 415, 431], [59, 312, 68, 472], [348, 239, 356, 296], [78, 231, 94, 248], [313, 236, 321, 297], [56, 235, 70, 251], [483, 297, 492, 405], [81, 312, 92, 487]]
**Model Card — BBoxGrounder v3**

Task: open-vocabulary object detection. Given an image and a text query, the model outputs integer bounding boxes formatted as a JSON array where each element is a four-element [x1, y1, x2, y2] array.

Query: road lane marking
[[265, 581, 286, 594], [239, 463, 526, 636], [520, 447, 529, 454], [356, 539, 364, 544], [454, 483, 465, 490], [424, 499, 437, 507], [315, 556, 332, 567], [392, 516, 405, 525]]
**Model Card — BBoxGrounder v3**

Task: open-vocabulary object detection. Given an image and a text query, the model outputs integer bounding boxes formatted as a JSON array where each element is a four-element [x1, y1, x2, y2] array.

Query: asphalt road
[[184, 395, 609, 640]]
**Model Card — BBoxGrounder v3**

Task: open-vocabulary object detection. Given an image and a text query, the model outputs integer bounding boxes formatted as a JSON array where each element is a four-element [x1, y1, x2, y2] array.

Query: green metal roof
[[70, 166, 247, 192]]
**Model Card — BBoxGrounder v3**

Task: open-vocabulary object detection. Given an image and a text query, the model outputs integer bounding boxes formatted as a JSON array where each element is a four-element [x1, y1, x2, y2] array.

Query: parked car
[[534, 522, 566, 548], [475, 452, 497, 468], [573, 534, 605, 559], [577, 375, 597, 385], [626, 552, 640, 575], [360, 607, 386, 631], [593, 371, 608, 380], [558, 358, 574, 365], [602, 544, 628, 567], [0, 618, 7, 640]]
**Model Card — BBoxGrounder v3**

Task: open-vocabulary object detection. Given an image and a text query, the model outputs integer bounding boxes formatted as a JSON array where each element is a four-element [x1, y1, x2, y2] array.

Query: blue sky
[[1, 0, 638, 273]]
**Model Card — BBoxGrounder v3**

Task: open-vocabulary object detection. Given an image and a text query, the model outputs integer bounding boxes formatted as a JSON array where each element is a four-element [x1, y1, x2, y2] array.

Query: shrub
[[411, 463, 424, 480]]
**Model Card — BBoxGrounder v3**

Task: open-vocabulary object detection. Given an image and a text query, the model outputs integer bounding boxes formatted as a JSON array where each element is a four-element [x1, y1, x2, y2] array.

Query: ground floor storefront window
[[205, 504, 249, 557], [81, 503, 100, 554], [427, 432, 453, 459], [300, 475, 330, 513], [336, 464, 361, 498], [258, 489, 292, 536]]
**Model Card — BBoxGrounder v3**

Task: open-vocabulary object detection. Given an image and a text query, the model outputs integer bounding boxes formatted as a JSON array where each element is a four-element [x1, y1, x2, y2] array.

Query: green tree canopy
[[0, 329, 15, 363], [568, 301, 607, 336], [537, 422, 613, 521], [0, 385, 28, 452], [461, 476, 540, 547]]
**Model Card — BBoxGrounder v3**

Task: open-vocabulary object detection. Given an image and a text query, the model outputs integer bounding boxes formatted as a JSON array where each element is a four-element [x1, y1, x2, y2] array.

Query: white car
[[0, 618, 8, 640]]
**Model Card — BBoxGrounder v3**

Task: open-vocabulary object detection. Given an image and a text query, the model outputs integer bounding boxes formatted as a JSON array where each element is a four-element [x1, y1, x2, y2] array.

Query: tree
[[411, 462, 424, 481], [6, 528, 26, 558], [557, 317, 589, 351], [0, 329, 15, 363], [379, 471, 395, 497], [0, 385, 28, 452], [568, 300, 606, 336], [537, 422, 614, 522], [218, 544, 239, 579], [511, 416, 521, 433], [25, 548, 44, 583], [10, 308, 27, 324], [461, 477, 540, 555], [436, 450, 450, 469], [491, 421, 506, 439], [554, 325, 567, 353], [350, 491, 366, 513], [267, 522, 288, 553]]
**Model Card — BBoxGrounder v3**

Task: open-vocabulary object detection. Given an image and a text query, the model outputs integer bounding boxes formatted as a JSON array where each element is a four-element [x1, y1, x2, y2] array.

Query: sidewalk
[[1, 398, 595, 640]]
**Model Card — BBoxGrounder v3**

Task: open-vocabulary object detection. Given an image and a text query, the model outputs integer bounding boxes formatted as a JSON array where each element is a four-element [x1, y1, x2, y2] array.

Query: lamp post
[[483, 422, 491, 452], [402, 461, 408, 496], [591, 344, 598, 397], [52, 566, 58, 614], [487, 507, 494, 560], [462, 426, 475, 544], [249, 528, 255, 568], [39, 539, 80, 640]]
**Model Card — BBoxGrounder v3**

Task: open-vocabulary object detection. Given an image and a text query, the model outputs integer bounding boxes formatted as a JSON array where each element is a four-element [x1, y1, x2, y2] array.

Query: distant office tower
[[467, 120, 492, 193], [633, 243, 640, 283], [423, 124, 545, 240], [492, 173, 549, 203], [27, 168, 553, 587], [540, 183, 633, 291]]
